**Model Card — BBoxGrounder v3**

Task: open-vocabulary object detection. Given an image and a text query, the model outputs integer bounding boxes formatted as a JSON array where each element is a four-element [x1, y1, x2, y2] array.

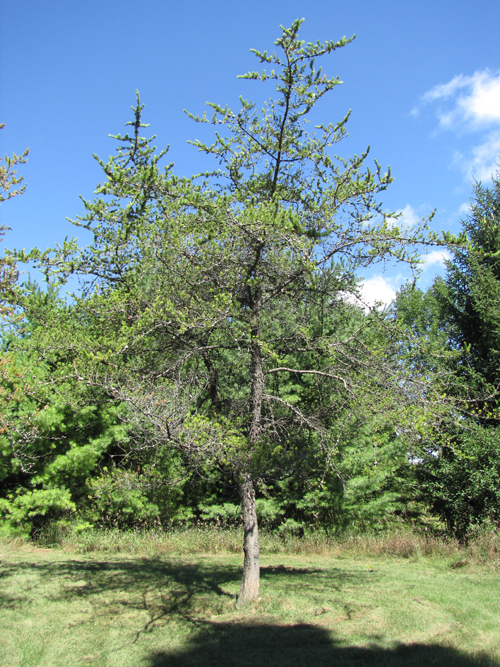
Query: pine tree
[[400, 167, 500, 538], [437, 167, 500, 419]]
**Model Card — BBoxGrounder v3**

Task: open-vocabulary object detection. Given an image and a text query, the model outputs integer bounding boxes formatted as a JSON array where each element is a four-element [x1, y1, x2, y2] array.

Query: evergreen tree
[[25, 20, 434, 605], [396, 167, 500, 538], [436, 167, 500, 418]]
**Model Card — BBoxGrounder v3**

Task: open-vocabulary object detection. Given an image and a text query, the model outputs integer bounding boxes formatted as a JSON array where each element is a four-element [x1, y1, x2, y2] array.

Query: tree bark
[[237, 476, 260, 607], [236, 318, 263, 608]]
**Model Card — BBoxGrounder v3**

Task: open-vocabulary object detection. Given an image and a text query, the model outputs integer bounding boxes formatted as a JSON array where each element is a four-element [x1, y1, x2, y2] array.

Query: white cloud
[[383, 205, 421, 231], [458, 202, 471, 216], [454, 131, 500, 182], [416, 69, 500, 183], [422, 75, 469, 102], [422, 249, 451, 269], [396, 204, 419, 227], [360, 276, 397, 309], [421, 69, 500, 131]]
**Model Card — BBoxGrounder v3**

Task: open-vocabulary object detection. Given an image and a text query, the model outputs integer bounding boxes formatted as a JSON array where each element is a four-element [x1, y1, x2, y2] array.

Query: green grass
[[1, 535, 499, 666]]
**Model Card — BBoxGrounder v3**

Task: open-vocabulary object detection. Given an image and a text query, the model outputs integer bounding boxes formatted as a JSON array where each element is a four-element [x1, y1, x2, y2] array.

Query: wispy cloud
[[454, 131, 500, 182], [422, 249, 451, 269], [414, 69, 500, 182], [396, 204, 420, 227], [419, 69, 500, 130]]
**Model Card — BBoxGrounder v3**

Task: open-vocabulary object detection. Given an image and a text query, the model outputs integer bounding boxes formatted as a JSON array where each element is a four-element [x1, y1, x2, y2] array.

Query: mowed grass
[[1, 537, 499, 667]]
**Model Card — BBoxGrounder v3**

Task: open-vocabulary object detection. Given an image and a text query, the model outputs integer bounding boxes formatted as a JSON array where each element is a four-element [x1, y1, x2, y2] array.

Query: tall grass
[[27, 522, 500, 567]]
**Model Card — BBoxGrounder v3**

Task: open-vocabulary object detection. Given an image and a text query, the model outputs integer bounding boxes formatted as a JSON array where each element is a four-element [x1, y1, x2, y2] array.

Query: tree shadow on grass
[[146, 621, 499, 667], [0, 558, 354, 611], [2, 558, 498, 665], [0, 557, 240, 615], [0, 557, 375, 644]]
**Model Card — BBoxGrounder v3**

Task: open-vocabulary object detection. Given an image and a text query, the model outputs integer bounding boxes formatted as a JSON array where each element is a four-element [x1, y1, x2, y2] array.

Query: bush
[[0, 487, 75, 537]]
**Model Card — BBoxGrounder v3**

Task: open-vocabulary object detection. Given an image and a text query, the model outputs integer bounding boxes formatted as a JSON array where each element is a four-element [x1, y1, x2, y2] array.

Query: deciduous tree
[[0, 123, 29, 312], [28, 20, 435, 605]]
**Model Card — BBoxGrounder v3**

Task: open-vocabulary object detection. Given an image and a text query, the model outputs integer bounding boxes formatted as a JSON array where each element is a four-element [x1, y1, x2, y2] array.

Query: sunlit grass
[[1, 534, 499, 666]]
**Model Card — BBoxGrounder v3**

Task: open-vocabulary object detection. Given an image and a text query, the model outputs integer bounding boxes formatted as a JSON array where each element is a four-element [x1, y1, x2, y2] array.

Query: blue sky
[[1, 0, 499, 305]]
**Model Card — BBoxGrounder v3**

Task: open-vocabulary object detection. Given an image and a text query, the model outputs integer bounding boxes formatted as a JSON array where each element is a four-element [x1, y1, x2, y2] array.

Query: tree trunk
[[237, 476, 260, 607], [236, 319, 263, 608]]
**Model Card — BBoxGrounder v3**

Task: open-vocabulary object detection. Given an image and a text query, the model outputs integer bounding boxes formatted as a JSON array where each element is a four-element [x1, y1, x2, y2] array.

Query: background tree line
[[1, 21, 499, 604]]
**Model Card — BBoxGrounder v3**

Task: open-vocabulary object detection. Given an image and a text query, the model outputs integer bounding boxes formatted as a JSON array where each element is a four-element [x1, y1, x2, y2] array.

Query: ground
[[1, 542, 499, 666]]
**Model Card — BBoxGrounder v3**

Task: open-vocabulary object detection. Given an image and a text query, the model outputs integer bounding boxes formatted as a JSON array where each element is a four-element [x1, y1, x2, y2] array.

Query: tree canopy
[[394, 167, 500, 538], [5, 20, 489, 604]]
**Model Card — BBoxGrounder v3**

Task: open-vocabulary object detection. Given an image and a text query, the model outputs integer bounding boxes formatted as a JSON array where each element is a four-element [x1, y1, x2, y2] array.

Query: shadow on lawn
[[0, 556, 377, 646], [0, 556, 240, 614], [0, 557, 348, 610], [2, 558, 498, 665], [146, 621, 499, 667], [0, 557, 343, 620]]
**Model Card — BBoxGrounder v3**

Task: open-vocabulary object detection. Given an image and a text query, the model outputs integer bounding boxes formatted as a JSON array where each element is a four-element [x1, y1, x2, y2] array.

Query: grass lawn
[[1, 541, 499, 666]]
